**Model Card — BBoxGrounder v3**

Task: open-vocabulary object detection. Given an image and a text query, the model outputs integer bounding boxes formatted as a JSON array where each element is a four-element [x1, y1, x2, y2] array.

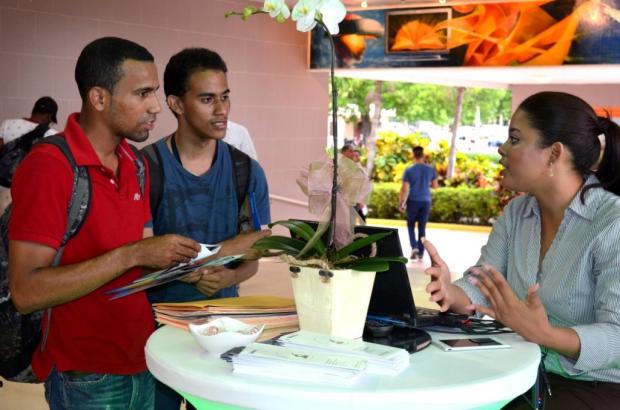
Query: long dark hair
[[517, 91, 620, 198]]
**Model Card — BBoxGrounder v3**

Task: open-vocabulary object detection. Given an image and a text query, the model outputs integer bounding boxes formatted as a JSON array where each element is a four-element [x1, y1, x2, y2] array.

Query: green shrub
[[372, 131, 430, 182], [371, 131, 502, 188], [368, 183, 401, 218], [368, 183, 501, 225]]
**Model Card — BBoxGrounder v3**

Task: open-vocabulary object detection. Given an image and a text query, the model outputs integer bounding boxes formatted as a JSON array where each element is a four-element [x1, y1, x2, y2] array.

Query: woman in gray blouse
[[425, 91, 620, 409]]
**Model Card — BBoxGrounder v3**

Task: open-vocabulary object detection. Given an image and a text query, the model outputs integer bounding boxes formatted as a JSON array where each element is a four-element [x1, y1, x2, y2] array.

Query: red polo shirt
[[9, 113, 154, 380]]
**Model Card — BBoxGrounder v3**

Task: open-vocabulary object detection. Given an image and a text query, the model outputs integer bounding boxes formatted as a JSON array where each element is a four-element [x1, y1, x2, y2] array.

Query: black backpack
[[141, 139, 252, 233], [0, 135, 145, 384], [0, 123, 50, 188]]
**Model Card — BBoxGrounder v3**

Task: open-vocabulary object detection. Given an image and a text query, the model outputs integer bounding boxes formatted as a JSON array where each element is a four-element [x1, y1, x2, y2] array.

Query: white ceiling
[[336, 64, 620, 89]]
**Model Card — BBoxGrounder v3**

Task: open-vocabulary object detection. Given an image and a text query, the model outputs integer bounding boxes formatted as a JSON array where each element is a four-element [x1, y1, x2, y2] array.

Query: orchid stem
[[317, 21, 338, 255]]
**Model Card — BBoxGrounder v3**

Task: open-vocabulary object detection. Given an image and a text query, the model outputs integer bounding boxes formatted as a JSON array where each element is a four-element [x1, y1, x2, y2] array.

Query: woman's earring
[[548, 162, 554, 177]]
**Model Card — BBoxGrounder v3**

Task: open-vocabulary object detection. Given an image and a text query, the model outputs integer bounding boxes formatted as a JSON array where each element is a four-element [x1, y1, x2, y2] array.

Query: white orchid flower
[[263, 0, 290, 22], [317, 0, 346, 35], [292, 0, 319, 32]]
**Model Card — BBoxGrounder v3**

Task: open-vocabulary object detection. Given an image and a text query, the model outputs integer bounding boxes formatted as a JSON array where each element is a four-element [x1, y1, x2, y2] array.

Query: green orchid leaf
[[252, 236, 307, 254], [268, 220, 326, 256], [334, 232, 392, 261], [335, 256, 408, 272], [268, 220, 314, 239], [296, 222, 329, 259]]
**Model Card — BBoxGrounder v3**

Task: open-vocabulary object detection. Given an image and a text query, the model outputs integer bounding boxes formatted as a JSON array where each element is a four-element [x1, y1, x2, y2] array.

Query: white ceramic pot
[[290, 266, 376, 340]]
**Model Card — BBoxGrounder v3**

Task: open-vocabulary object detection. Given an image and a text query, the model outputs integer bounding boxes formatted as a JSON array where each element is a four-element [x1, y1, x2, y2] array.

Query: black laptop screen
[[354, 226, 418, 323]]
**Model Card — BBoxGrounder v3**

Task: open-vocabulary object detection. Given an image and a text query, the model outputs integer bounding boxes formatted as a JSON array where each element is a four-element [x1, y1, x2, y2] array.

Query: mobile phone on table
[[432, 337, 509, 352]]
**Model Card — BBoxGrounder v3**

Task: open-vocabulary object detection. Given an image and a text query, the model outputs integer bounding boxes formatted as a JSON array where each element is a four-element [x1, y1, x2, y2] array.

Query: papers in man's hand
[[107, 243, 243, 299], [277, 331, 410, 376], [232, 343, 367, 387]]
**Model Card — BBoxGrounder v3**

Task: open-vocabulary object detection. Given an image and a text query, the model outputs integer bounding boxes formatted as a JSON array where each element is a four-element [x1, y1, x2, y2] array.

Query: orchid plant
[[227, 1, 406, 272]]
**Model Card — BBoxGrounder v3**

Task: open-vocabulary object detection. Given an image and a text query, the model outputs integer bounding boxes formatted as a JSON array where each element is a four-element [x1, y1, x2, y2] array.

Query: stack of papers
[[277, 331, 410, 376], [152, 295, 299, 341], [108, 243, 243, 299], [232, 343, 367, 387]]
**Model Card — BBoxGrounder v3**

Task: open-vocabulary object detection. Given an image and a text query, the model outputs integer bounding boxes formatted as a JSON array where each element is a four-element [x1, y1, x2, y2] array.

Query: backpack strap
[[127, 144, 146, 198], [227, 143, 251, 213], [141, 142, 164, 218], [226, 143, 252, 233], [13, 123, 50, 153], [38, 136, 91, 263]]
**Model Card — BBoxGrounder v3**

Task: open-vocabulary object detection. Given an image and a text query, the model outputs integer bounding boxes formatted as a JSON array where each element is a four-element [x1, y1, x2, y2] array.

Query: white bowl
[[188, 317, 264, 358]]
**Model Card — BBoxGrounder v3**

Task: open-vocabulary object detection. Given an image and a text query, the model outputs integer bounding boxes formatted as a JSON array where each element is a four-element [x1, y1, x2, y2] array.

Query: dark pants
[[154, 379, 196, 410], [406, 200, 431, 255], [45, 368, 154, 410], [504, 372, 620, 410]]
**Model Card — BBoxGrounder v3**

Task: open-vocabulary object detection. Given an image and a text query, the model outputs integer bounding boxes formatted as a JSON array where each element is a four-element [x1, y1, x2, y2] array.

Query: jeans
[[45, 368, 155, 410], [406, 200, 431, 256]]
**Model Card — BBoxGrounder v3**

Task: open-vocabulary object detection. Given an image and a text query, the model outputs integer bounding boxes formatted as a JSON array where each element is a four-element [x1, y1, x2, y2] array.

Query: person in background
[[0, 96, 59, 150], [425, 91, 620, 409], [144, 47, 270, 410], [224, 120, 258, 160], [0, 97, 59, 211], [399, 146, 438, 261]]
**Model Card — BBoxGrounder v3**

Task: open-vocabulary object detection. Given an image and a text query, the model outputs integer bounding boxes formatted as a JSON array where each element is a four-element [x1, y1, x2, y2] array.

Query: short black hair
[[341, 142, 356, 153], [32, 96, 58, 123], [75, 37, 154, 100], [413, 146, 424, 159], [164, 48, 228, 97]]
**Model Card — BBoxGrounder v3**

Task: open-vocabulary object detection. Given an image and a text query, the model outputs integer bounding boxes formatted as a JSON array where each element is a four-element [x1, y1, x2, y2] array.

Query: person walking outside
[[399, 146, 438, 261]]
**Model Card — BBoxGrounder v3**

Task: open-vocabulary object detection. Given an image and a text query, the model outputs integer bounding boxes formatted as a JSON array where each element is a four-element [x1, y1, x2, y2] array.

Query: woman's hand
[[422, 239, 463, 312], [468, 265, 552, 344]]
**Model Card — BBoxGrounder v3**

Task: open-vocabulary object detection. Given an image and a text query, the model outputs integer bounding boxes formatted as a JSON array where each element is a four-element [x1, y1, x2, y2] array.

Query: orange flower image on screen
[[435, 0, 617, 66], [391, 20, 447, 51]]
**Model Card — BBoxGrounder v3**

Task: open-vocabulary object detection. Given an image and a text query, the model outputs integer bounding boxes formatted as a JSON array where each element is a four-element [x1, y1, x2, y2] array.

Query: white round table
[[146, 326, 540, 410]]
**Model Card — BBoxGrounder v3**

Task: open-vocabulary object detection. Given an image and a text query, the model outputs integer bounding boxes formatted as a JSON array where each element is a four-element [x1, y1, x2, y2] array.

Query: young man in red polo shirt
[[8, 37, 267, 409]]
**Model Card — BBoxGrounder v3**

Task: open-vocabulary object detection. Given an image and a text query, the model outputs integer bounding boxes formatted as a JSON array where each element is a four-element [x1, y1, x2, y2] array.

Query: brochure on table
[[230, 330, 411, 386]]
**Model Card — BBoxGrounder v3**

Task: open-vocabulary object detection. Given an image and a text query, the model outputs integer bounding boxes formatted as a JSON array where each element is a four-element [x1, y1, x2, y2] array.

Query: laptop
[[354, 225, 443, 328]]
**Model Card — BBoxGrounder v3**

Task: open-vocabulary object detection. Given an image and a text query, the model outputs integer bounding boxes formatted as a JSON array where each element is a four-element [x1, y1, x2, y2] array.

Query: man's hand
[[195, 266, 235, 297], [129, 234, 201, 270], [219, 229, 271, 259]]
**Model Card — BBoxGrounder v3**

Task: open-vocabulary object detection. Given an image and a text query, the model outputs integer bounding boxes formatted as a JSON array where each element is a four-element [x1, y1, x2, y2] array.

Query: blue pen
[[249, 192, 261, 231], [367, 314, 411, 327]]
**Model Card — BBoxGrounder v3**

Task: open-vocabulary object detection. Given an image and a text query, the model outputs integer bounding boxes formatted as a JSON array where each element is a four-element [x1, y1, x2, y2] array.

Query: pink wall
[[0, 0, 328, 221], [511, 84, 620, 114]]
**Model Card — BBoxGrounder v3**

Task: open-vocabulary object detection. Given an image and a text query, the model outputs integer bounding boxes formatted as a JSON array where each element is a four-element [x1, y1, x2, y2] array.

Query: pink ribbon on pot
[[297, 155, 372, 249]]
